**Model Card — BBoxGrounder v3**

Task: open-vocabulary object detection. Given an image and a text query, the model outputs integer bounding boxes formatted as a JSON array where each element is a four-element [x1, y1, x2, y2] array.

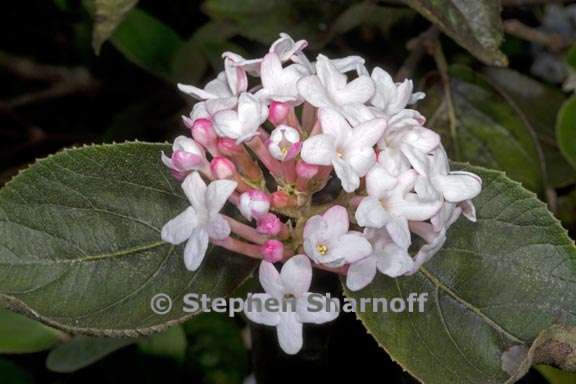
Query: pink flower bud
[[268, 101, 290, 125], [271, 191, 290, 208], [190, 118, 217, 146], [267, 125, 301, 161], [217, 137, 242, 154], [172, 150, 203, 171], [210, 156, 237, 179], [256, 213, 282, 236], [260, 240, 284, 263], [170, 169, 187, 181], [239, 189, 271, 221], [296, 160, 319, 179]]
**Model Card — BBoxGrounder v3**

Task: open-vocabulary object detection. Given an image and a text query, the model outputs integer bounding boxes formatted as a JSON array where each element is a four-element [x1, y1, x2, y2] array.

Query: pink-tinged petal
[[182, 172, 207, 211], [343, 147, 376, 178], [400, 144, 429, 176], [433, 172, 482, 203], [341, 103, 378, 125], [303, 215, 326, 238], [177, 83, 216, 100], [161, 152, 175, 170], [205, 97, 237, 115], [389, 79, 414, 112], [346, 256, 377, 291], [297, 75, 331, 108], [238, 93, 266, 133], [261, 240, 284, 263], [375, 244, 414, 277], [277, 312, 303, 355], [280, 254, 312, 297], [331, 233, 373, 264], [370, 67, 396, 109], [206, 179, 238, 214], [318, 107, 351, 146], [261, 53, 283, 90], [224, 57, 248, 95], [296, 293, 339, 323], [301, 134, 336, 166], [322, 205, 350, 237], [161, 207, 198, 245], [244, 293, 281, 326], [366, 165, 397, 198], [348, 118, 387, 150], [184, 228, 209, 271], [407, 231, 446, 275], [460, 200, 477, 222], [332, 156, 360, 192], [335, 75, 375, 105], [385, 216, 411, 249], [206, 214, 231, 240], [331, 55, 365, 73], [355, 197, 389, 228], [259, 261, 284, 298]]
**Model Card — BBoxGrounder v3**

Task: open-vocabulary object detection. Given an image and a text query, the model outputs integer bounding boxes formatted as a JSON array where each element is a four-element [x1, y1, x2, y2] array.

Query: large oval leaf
[[403, 0, 506, 66], [421, 65, 545, 193], [0, 142, 255, 336], [344, 164, 576, 384], [0, 309, 63, 354]]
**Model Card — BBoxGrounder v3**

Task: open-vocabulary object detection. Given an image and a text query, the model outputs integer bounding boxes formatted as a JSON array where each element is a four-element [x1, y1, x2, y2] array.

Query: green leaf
[[420, 65, 545, 193], [0, 358, 33, 384], [536, 365, 576, 384], [46, 336, 135, 373], [403, 0, 507, 66], [343, 164, 576, 384], [0, 308, 63, 354], [483, 67, 576, 188], [566, 43, 576, 70], [0, 142, 256, 335], [557, 96, 576, 171], [137, 325, 187, 362], [110, 9, 184, 81], [84, 0, 139, 54]]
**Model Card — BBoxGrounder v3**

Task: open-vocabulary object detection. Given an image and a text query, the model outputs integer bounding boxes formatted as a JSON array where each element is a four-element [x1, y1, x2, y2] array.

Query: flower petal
[[375, 244, 414, 277], [280, 255, 312, 297], [182, 172, 207, 212], [213, 109, 242, 139], [335, 75, 375, 105], [184, 228, 209, 271], [161, 207, 198, 245], [297, 75, 331, 108], [300, 134, 336, 166], [355, 196, 389, 228], [296, 293, 339, 323], [332, 156, 360, 192], [318, 108, 351, 146], [277, 312, 303, 355], [330, 233, 373, 264], [322, 205, 349, 238], [385, 216, 411, 249], [348, 118, 387, 150], [346, 256, 377, 291], [259, 260, 284, 298], [244, 293, 281, 326], [343, 146, 376, 177], [206, 213, 231, 240], [206, 179, 238, 214], [433, 172, 482, 203]]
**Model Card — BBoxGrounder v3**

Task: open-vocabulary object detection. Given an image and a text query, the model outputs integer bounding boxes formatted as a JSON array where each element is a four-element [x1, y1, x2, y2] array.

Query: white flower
[[256, 52, 310, 104], [239, 189, 271, 221], [300, 108, 386, 192], [244, 255, 339, 355], [369, 67, 425, 115], [346, 228, 415, 291], [356, 169, 443, 248], [303, 205, 372, 267], [177, 57, 247, 100], [161, 172, 237, 271], [297, 54, 375, 114], [267, 125, 301, 161], [425, 147, 482, 203], [161, 136, 207, 173], [213, 93, 268, 143]]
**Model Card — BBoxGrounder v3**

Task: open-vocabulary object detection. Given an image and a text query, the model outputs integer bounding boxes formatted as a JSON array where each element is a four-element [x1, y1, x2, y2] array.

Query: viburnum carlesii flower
[[346, 228, 415, 291], [161, 172, 237, 271], [301, 108, 386, 192], [303, 205, 372, 267], [256, 52, 310, 104], [368, 67, 425, 115], [298, 54, 374, 113], [213, 93, 268, 143], [239, 189, 271, 221], [425, 147, 482, 203], [267, 125, 301, 161], [161, 136, 207, 175], [244, 255, 339, 354], [356, 169, 443, 248]]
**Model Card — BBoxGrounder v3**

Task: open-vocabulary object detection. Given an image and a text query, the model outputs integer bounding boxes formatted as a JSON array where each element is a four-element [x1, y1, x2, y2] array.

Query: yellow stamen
[[316, 244, 328, 256]]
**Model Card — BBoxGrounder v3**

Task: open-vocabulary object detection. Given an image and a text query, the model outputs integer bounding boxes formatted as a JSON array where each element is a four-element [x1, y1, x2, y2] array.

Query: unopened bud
[[256, 213, 282, 236], [268, 101, 290, 125], [210, 156, 236, 179], [239, 189, 271, 221], [261, 240, 284, 263]]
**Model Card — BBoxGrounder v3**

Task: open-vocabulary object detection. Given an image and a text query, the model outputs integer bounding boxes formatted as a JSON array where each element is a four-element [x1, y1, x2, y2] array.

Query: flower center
[[316, 243, 328, 255]]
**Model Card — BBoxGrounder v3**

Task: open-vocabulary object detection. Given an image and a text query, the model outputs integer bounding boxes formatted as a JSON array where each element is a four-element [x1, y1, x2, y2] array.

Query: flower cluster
[[161, 33, 482, 354]]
